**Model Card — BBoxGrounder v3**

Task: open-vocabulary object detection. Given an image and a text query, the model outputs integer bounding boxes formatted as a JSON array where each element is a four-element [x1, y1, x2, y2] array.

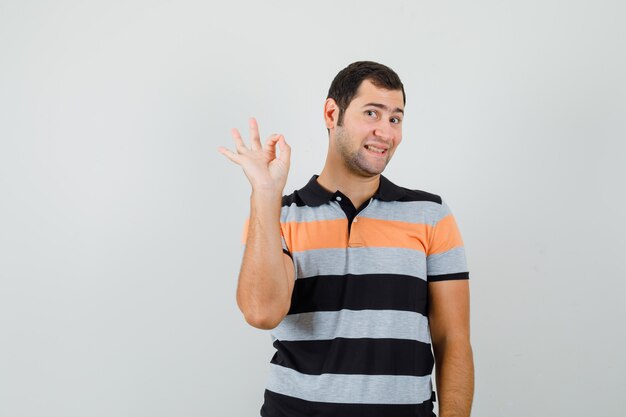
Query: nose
[[374, 122, 394, 142]]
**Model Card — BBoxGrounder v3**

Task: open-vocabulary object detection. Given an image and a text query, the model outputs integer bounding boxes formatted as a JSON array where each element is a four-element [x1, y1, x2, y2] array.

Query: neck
[[317, 156, 380, 208]]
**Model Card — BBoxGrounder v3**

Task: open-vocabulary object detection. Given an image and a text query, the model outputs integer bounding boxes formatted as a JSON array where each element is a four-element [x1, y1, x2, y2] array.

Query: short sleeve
[[426, 200, 469, 282], [240, 217, 292, 260]]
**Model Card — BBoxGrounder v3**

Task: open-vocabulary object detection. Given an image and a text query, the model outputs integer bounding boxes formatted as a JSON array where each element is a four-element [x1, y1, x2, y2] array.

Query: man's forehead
[[352, 80, 404, 108]]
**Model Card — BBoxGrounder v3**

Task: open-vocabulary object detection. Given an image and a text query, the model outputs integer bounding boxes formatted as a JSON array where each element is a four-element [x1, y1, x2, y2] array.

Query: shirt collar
[[298, 174, 406, 207]]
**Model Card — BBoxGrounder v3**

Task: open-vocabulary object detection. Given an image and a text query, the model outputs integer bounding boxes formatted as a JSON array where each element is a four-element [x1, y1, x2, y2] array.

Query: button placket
[[349, 214, 362, 247]]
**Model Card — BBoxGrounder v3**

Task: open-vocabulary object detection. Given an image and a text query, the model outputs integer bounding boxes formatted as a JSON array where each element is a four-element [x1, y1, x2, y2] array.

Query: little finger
[[217, 146, 242, 164]]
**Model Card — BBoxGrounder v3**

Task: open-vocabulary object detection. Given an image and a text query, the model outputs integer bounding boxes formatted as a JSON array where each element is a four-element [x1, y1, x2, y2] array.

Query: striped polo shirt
[[253, 174, 469, 417]]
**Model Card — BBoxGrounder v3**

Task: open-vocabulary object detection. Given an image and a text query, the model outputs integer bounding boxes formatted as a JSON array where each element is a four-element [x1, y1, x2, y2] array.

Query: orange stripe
[[243, 214, 463, 254], [283, 217, 432, 252], [283, 219, 349, 252], [427, 214, 464, 255], [350, 217, 429, 251]]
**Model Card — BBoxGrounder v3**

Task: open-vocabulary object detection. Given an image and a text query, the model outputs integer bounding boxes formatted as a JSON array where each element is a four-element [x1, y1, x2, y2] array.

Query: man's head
[[327, 61, 405, 127], [324, 61, 405, 177]]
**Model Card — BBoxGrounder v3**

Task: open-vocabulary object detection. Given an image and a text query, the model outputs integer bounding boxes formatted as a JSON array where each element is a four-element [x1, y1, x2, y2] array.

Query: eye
[[390, 117, 402, 124], [365, 110, 378, 118]]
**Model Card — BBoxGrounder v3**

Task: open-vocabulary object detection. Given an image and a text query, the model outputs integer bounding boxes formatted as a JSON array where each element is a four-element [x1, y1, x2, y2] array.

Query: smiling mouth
[[364, 144, 388, 155]]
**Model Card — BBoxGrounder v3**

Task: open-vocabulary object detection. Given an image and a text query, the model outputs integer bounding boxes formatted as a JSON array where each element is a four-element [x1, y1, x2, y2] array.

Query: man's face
[[332, 80, 404, 177]]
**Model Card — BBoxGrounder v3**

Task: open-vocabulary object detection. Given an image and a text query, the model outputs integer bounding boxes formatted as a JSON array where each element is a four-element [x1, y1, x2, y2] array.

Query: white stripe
[[293, 247, 427, 279], [272, 309, 431, 343], [280, 202, 344, 223], [266, 364, 433, 404], [427, 247, 468, 275], [359, 199, 443, 225], [280, 199, 449, 226]]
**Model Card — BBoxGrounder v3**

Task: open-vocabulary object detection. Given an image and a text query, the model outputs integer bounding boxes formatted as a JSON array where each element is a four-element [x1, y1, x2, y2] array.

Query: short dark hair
[[327, 61, 405, 126]]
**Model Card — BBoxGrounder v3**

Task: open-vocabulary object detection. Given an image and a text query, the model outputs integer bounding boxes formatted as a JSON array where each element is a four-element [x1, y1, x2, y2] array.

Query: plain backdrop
[[1, 1, 625, 416]]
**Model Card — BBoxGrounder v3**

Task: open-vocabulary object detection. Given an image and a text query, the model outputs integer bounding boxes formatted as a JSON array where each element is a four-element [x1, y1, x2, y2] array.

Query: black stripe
[[261, 389, 435, 417], [397, 188, 442, 204], [282, 191, 307, 207], [288, 274, 428, 315], [282, 176, 443, 208], [282, 189, 442, 208], [428, 272, 469, 282], [271, 338, 434, 377]]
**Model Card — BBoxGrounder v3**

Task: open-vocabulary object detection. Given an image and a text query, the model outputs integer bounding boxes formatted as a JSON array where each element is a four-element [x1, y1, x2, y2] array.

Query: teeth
[[366, 145, 385, 153]]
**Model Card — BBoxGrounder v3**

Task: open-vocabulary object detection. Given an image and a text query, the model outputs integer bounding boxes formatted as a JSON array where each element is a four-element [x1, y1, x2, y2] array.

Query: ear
[[323, 98, 338, 130]]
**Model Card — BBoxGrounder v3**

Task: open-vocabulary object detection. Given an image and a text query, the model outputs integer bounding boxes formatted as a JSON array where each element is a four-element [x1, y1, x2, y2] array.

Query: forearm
[[236, 190, 290, 329], [434, 338, 474, 417]]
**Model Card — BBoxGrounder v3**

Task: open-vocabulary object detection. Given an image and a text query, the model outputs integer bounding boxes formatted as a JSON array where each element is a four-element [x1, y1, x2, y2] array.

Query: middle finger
[[249, 117, 263, 150]]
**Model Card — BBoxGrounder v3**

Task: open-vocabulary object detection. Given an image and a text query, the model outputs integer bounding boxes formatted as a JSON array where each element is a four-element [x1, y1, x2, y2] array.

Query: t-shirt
[[248, 174, 469, 417]]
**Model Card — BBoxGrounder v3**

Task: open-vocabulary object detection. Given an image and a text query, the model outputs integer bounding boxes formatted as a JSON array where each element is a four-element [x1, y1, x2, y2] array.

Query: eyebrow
[[362, 102, 404, 115]]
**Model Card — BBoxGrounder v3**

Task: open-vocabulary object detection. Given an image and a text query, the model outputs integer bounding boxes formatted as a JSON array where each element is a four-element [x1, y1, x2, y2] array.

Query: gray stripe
[[266, 364, 433, 404], [358, 199, 444, 225], [427, 247, 468, 275], [293, 247, 426, 279], [438, 200, 453, 222], [271, 309, 431, 343], [280, 202, 345, 223], [280, 198, 455, 226]]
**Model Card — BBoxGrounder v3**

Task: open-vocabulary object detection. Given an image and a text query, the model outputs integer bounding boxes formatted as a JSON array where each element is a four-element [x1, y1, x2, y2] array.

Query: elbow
[[242, 311, 284, 330], [236, 296, 287, 330], [236, 284, 290, 330]]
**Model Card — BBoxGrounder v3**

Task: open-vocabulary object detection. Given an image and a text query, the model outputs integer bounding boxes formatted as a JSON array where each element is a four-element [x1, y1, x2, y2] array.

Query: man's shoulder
[[280, 174, 323, 208], [281, 191, 303, 208], [382, 181, 453, 227], [396, 187, 442, 205], [384, 177, 443, 205]]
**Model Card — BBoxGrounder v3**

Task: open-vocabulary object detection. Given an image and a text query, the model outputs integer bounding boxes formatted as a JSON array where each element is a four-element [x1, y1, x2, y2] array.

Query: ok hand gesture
[[218, 117, 291, 194]]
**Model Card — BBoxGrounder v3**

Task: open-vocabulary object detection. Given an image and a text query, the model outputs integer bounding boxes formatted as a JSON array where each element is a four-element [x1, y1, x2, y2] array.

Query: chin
[[346, 153, 390, 177], [358, 166, 387, 177]]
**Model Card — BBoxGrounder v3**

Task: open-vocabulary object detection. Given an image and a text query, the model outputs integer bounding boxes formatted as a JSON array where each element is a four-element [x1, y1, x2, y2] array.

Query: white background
[[1, 1, 625, 416]]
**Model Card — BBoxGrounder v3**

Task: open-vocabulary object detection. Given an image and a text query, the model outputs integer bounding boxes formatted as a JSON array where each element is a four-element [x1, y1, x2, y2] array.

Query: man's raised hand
[[218, 117, 291, 194]]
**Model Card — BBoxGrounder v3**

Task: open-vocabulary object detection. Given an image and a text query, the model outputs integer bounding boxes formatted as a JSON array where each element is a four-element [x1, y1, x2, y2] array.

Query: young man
[[218, 61, 474, 417]]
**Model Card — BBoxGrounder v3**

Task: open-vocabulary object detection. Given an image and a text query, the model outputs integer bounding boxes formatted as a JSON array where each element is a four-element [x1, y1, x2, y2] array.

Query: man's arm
[[218, 117, 294, 330], [237, 191, 295, 329], [428, 279, 474, 417]]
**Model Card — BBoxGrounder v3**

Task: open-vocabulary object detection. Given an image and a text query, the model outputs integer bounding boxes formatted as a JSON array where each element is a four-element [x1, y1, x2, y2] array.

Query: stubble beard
[[334, 125, 389, 177]]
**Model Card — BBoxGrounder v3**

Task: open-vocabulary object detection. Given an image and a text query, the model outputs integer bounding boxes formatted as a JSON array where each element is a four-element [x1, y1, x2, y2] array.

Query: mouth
[[364, 144, 388, 156]]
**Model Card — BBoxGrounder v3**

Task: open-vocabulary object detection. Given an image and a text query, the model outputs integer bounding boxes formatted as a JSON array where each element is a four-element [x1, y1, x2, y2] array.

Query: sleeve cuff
[[427, 272, 469, 282]]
